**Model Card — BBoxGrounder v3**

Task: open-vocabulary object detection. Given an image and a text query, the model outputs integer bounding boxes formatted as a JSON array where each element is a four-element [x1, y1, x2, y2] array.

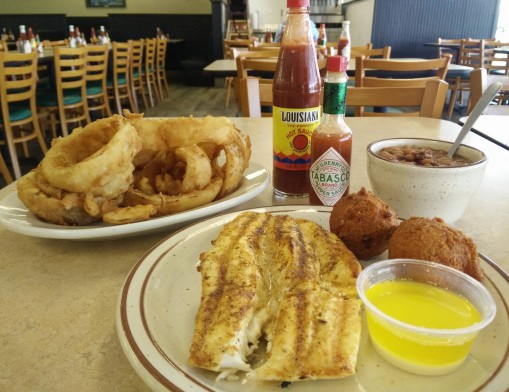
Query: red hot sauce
[[272, 0, 322, 198]]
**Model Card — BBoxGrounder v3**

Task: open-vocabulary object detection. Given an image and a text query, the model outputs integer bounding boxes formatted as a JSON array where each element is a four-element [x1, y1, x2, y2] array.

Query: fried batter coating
[[329, 187, 399, 259], [388, 216, 483, 281]]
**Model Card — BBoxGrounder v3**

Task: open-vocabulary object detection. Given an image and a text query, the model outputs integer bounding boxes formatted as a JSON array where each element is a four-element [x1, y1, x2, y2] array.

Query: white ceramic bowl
[[366, 138, 487, 223]]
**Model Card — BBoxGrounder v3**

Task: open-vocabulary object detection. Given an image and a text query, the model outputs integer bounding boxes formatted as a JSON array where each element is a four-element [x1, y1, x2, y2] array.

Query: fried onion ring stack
[[122, 112, 251, 217], [16, 112, 251, 225], [17, 115, 142, 225]]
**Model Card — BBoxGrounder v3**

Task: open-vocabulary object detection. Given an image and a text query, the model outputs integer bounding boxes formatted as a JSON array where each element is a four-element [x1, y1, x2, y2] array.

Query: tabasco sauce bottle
[[309, 55, 352, 206], [272, 0, 321, 198]]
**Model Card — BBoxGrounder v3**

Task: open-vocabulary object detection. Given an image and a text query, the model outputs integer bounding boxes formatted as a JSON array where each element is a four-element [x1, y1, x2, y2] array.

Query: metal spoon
[[447, 82, 503, 157]]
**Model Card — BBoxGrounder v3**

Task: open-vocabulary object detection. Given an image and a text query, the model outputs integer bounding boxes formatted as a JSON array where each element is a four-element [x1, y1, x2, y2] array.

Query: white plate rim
[[0, 162, 269, 241], [116, 206, 509, 392]]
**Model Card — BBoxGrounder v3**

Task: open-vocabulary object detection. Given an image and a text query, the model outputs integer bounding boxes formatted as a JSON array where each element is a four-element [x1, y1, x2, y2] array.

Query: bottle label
[[323, 82, 347, 115], [273, 106, 321, 171], [310, 147, 350, 206]]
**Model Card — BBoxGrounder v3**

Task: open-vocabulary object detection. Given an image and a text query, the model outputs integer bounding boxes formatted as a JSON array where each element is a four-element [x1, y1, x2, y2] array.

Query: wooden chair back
[[236, 50, 279, 79], [129, 39, 147, 111], [457, 38, 486, 68], [239, 77, 448, 119], [326, 42, 372, 56], [42, 39, 66, 48], [85, 45, 111, 117], [482, 41, 509, 76], [351, 45, 391, 59], [156, 37, 169, 98], [0, 51, 47, 178], [143, 38, 159, 106], [53, 46, 91, 136], [110, 41, 136, 114], [0, 41, 8, 52], [346, 79, 449, 118], [355, 54, 452, 88], [469, 68, 509, 115]]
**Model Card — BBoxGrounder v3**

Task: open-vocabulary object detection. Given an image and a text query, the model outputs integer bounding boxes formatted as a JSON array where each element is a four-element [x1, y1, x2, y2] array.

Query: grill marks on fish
[[189, 212, 362, 381]]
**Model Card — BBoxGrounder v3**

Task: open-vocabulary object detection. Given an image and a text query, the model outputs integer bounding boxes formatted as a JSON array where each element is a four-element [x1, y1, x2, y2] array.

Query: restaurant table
[[459, 114, 509, 150], [203, 58, 472, 78], [1, 117, 509, 391]]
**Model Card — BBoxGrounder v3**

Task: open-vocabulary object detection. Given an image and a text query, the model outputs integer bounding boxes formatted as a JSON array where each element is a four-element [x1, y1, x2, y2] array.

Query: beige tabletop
[[1, 117, 508, 391], [459, 114, 509, 150]]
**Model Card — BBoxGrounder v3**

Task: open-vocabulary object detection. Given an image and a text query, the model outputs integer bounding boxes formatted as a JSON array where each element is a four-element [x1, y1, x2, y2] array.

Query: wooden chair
[[445, 38, 490, 118], [326, 42, 372, 56], [85, 45, 112, 118], [351, 45, 391, 59], [108, 41, 136, 115], [223, 38, 253, 108], [129, 39, 147, 112], [37, 46, 91, 138], [436, 38, 462, 64], [355, 54, 451, 116], [483, 41, 509, 76], [235, 50, 280, 113], [0, 41, 8, 52], [346, 79, 449, 118], [155, 37, 170, 98], [239, 77, 448, 119], [469, 68, 509, 115], [0, 51, 47, 179], [42, 40, 66, 48], [0, 150, 13, 184], [142, 38, 160, 107]]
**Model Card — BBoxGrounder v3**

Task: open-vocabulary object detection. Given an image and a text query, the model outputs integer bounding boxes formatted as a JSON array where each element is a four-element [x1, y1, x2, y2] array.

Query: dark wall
[[371, 0, 501, 58], [0, 14, 67, 40], [108, 13, 213, 64]]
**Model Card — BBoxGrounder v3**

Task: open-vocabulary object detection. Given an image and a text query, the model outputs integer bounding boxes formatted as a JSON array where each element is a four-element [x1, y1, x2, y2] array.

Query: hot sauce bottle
[[272, 0, 322, 197], [309, 55, 352, 206], [337, 20, 351, 62]]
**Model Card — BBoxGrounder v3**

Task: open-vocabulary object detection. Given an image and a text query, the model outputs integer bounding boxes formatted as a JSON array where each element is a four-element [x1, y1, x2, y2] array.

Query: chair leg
[[0, 151, 13, 184], [4, 126, 22, 179], [447, 86, 459, 119]]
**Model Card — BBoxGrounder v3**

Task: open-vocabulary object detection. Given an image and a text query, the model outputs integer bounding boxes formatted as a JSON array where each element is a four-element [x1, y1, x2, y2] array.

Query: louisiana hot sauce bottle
[[272, 0, 322, 197], [309, 56, 352, 206]]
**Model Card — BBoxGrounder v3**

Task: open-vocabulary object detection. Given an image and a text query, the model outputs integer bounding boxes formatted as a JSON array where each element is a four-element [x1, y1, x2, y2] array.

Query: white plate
[[116, 206, 509, 392], [0, 162, 269, 241]]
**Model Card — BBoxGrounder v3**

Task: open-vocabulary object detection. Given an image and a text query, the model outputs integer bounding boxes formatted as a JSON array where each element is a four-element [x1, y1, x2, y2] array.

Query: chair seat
[[86, 84, 103, 95], [107, 76, 127, 86], [0, 107, 33, 124], [37, 92, 83, 107], [446, 69, 471, 79]]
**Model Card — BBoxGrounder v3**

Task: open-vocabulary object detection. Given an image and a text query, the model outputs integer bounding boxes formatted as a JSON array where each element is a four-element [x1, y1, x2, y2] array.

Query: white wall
[[249, 0, 286, 29], [344, 0, 374, 46], [0, 0, 211, 16]]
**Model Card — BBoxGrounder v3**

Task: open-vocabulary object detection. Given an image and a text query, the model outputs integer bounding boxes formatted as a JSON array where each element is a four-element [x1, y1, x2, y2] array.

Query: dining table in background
[[203, 57, 473, 79], [1, 117, 508, 391], [459, 114, 509, 150]]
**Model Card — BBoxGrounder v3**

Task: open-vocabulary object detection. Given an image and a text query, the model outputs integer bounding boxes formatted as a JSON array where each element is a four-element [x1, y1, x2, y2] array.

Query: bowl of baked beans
[[367, 138, 487, 223]]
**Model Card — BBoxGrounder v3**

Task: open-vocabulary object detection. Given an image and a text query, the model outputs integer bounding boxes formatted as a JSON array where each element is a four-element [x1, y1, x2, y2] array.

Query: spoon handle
[[448, 82, 503, 157]]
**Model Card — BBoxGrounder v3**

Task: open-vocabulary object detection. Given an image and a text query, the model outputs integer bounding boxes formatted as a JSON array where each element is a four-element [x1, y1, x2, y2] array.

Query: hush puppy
[[388, 217, 483, 281], [329, 187, 399, 259]]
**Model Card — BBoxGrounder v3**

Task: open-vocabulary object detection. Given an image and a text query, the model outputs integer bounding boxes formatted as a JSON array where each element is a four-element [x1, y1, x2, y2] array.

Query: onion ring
[[175, 145, 212, 194], [123, 177, 224, 216], [40, 115, 141, 198]]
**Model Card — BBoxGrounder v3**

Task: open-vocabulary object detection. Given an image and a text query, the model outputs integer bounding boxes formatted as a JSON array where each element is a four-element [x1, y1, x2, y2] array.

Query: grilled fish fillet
[[189, 212, 362, 382]]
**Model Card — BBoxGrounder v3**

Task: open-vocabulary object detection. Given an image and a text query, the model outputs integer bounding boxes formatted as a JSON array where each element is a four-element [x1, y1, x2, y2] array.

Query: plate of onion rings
[[0, 162, 270, 241]]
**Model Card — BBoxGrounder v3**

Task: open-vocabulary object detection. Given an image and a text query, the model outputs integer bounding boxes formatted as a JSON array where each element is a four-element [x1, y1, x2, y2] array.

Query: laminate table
[[1, 117, 508, 391], [459, 113, 509, 150]]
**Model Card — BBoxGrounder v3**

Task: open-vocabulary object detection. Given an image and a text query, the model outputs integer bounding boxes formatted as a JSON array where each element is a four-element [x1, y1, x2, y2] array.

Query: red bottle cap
[[287, 0, 310, 8], [326, 55, 348, 72]]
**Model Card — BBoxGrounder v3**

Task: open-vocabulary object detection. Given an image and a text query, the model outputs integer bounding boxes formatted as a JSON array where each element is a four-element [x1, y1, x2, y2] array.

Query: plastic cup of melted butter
[[356, 259, 496, 376]]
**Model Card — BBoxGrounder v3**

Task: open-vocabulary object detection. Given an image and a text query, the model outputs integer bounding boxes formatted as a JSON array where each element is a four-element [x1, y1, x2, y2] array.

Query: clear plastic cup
[[356, 259, 496, 376]]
